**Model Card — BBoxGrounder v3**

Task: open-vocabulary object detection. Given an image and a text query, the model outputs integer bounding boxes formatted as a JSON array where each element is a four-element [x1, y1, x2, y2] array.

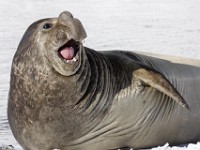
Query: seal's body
[[8, 11, 200, 150]]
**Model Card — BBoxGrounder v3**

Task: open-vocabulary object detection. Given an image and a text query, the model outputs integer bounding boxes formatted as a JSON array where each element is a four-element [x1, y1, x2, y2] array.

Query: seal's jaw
[[57, 39, 80, 63], [49, 38, 84, 76]]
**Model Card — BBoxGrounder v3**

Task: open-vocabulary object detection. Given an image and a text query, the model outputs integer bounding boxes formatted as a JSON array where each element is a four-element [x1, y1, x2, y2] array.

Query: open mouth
[[57, 39, 80, 63]]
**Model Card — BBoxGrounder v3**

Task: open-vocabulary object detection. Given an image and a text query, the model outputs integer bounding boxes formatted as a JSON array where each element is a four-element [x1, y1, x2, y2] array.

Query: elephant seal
[[8, 11, 200, 150]]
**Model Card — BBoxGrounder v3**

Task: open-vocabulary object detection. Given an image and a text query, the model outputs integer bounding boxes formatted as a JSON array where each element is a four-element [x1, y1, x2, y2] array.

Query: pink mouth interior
[[59, 47, 75, 60]]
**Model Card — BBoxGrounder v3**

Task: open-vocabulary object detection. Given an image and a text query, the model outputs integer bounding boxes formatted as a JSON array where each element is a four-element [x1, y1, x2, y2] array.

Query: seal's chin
[[57, 39, 80, 63]]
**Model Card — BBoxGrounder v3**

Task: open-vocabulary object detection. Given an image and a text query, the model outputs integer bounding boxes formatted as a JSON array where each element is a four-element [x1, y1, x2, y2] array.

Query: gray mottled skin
[[8, 11, 200, 150]]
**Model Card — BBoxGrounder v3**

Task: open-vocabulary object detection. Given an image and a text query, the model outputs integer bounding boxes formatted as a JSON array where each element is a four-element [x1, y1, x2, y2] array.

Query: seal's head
[[19, 11, 87, 76], [44, 11, 87, 76]]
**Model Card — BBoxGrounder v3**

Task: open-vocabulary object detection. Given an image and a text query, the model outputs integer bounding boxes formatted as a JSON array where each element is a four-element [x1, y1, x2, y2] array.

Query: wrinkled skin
[[8, 11, 200, 150]]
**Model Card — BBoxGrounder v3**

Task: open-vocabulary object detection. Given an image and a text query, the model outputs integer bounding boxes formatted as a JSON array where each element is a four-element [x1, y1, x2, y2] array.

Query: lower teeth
[[66, 57, 77, 63], [73, 57, 77, 61]]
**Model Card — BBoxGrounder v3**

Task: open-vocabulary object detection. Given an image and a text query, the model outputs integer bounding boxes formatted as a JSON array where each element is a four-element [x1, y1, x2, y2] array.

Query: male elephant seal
[[8, 11, 200, 150]]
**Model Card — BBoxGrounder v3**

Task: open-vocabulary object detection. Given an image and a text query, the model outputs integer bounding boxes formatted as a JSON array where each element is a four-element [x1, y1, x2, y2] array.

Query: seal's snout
[[58, 11, 74, 27], [58, 11, 87, 42], [59, 11, 73, 21]]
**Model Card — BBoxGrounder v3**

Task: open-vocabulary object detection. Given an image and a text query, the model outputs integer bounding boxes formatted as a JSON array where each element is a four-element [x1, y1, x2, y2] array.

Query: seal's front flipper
[[133, 68, 190, 110]]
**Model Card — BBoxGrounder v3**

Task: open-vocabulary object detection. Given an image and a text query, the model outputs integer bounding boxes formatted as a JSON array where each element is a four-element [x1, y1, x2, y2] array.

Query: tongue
[[60, 47, 75, 60]]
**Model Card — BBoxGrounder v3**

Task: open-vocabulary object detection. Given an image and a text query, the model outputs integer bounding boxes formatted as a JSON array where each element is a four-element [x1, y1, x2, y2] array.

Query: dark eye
[[43, 23, 52, 29]]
